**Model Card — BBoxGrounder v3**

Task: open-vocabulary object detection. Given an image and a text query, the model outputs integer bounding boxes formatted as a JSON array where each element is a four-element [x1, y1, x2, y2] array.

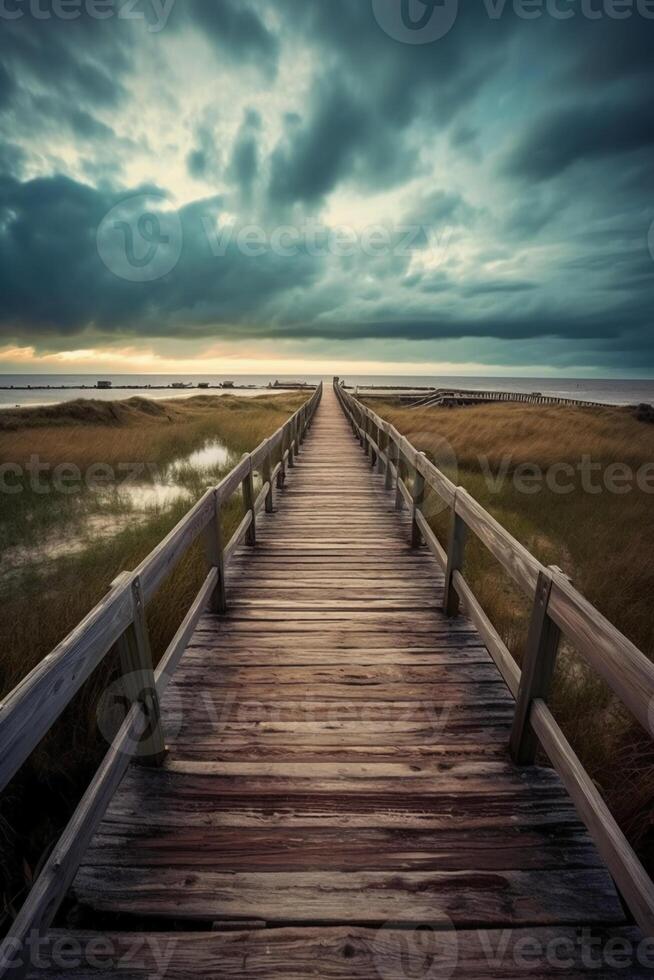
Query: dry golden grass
[[0, 393, 307, 468], [369, 398, 654, 856]]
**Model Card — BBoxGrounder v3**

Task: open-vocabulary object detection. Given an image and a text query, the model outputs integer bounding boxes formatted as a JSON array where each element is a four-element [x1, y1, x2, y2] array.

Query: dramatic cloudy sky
[[0, 0, 653, 375]]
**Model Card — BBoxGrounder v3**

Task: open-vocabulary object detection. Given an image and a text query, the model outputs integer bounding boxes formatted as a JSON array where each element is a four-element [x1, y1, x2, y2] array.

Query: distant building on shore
[[96, 380, 113, 389]]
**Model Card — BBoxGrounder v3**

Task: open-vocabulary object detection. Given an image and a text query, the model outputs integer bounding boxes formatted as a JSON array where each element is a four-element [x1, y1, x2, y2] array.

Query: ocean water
[[1, 373, 653, 408]]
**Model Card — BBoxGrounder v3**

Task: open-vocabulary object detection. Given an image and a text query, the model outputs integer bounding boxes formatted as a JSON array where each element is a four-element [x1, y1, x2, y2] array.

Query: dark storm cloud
[[505, 95, 654, 180], [0, 5, 130, 109], [0, 62, 16, 109], [227, 110, 261, 202], [0, 174, 321, 337], [268, 81, 369, 206], [0, 0, 653, 370], [1, 169, 651, 367], [182, 0, 278, 74], [186, 124, 222, 182]]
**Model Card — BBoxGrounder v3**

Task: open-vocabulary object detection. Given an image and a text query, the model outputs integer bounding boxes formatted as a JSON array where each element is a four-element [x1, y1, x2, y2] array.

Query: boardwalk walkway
[[30, 386, 642, 977]]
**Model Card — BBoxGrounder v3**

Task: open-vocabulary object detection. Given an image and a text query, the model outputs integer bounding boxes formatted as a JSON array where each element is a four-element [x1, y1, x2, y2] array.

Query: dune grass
[[367, 398, 654, 861], [0, 391, 308, 923]]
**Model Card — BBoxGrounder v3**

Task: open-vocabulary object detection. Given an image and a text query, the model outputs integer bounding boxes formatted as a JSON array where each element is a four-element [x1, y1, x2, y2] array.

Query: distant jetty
[[347, 383, 614, 410], [0, 381, 274, 393]]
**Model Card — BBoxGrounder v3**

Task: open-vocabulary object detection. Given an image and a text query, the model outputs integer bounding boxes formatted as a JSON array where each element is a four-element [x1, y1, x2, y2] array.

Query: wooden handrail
[[334, 377, 654, 937], [0, 383, 323, 975]]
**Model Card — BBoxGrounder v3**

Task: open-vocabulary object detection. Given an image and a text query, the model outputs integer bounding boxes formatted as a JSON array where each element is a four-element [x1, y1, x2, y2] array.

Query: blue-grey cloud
[[0, 0, 653, 372]]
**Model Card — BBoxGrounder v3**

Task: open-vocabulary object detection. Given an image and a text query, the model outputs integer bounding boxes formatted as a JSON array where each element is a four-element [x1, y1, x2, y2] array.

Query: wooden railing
[[0, 383, 322, 976], [405, 387, 609, 410], [334, 378, 654, 937]]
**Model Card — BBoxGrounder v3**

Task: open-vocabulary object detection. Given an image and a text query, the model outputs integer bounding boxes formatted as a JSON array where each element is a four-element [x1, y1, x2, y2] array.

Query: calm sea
[[1, 374, 653, 408]]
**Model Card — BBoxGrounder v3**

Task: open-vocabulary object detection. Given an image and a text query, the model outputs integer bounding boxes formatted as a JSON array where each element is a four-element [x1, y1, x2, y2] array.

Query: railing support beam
[[443, 489, 468, 617], [510, 569, 561, 765], [241, 454, 256, 546], [262, 452, 274, 514], [205, 491, 227, 613], [384, 436, 395, 492], [411, 457, 426, 548], [115, 575, 167, 767]]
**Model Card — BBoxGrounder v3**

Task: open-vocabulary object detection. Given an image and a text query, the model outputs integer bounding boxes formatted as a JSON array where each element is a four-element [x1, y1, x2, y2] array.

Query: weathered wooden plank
[[73, 867, 624, 925], [99, 787, 584, 831], [164, 697, 508, 722], [85, 824, 601, 872], [26, 926, 651, 980], [167, 662, 506, 686], [167, 716, 517, 744]]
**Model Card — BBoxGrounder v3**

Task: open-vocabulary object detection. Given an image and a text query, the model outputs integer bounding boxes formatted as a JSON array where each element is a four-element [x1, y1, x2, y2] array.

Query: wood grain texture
[[25, 926, 652, 980]]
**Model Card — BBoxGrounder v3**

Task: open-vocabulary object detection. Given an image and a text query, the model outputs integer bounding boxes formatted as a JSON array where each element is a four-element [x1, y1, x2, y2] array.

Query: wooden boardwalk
[[20, 386, 649, 977]]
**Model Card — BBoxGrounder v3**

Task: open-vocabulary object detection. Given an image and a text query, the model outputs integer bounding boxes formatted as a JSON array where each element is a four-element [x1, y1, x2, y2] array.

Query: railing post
[[385, 434, 395, 492], [363, 414, 370, 458], [116, 575, 167, 766], [443, 488, 468, 617], [375, 424, 384, 474], [204, 489, 227, 613], [262, 448, 274, 514], [277, 452, 286, 488], [378, 428, 387, 479], [509, 568, 562, 765], [288, 422, 295, 467], [395, 450, 405, 511], [295, 413, 301, 455], [411, 454, 426, 548], [241, 453, 256, 545]]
